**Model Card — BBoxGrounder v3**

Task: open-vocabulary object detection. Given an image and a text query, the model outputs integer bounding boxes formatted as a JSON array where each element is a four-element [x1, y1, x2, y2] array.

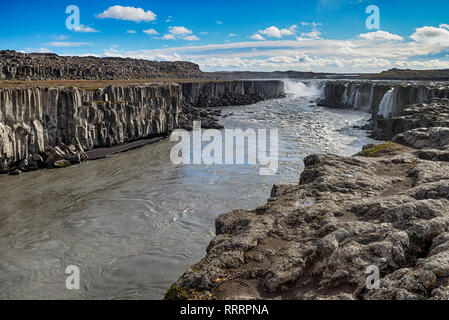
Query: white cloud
[[126, 30, 137, 34], [297, 29, 322, 40], [162, 34, 176, 40], [251, 34, 265, 41], [88, 24, 449, 73], [229, 33, 237, 37], [47, 42, 89, 47], [440, 24, 449, 30], [410, 26, 449, 45], [258, 25, 297, 38], [74, 25, 99, 33], [162, 26, 199, 41], [143, 28, 159, 35], [183, 35, 200, 41], [97, 5, 156, 22], [216, 20, 223, 25], [358, 30, 404, 41], [169, 26, 193, 35]]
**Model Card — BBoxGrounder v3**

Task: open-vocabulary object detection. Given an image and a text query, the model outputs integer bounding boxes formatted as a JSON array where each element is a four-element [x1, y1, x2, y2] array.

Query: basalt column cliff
[[0, 80, 284, 173]]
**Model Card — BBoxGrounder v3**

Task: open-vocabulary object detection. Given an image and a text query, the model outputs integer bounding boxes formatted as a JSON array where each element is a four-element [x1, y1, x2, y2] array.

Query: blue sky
[[1, 0, 449, 72]]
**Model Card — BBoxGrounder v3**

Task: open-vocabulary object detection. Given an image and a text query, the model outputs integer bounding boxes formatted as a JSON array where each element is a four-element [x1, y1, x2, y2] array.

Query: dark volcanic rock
[[373, 98, 449, 140], [0, 50, 203, 80]]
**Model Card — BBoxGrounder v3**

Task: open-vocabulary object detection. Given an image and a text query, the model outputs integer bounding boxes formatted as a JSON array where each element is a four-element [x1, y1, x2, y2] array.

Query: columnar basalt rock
[[319, 81, 449, 116], [0, 83, 182, 172], [178, 80, 285, 130], [0, 80, 285, 173]]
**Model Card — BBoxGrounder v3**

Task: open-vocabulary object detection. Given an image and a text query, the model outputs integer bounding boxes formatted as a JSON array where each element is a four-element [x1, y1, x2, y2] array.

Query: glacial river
[[0, 80, 379, 299]]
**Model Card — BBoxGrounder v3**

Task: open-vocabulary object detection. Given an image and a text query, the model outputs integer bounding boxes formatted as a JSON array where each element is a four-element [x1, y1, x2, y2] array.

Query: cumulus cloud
[[297, 29, 322, 40], [162, 26, 199, 41], [183, 35, 200, 41], [97, 5, 156, 22], [162, 34, 176, 40], [73, 25, 99, 33], [410, 26, 449, 45], [251, 34, 265, 41], [358, 30, 404, 41], [168, 26, 192, 35], [257, 25, 297, 38], [143, 28, 159, 35]]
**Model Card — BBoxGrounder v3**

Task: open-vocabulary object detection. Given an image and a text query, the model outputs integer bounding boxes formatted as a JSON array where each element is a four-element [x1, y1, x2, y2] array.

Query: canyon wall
[[0, 80, 285, 172], [181, 80, 285, 107], [320, 81, 449, 118]]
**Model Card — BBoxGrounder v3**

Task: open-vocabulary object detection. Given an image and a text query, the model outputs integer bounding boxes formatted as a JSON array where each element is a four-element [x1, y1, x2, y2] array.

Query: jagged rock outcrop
[[0, 50, 203, 80]]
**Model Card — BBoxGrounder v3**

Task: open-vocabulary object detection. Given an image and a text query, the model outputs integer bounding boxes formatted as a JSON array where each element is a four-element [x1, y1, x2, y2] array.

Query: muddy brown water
[[0, 80, 380, 299]]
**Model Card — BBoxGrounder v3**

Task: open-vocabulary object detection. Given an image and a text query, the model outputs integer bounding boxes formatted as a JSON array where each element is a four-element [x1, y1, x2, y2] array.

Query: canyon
[[2, 51, 449, 301]]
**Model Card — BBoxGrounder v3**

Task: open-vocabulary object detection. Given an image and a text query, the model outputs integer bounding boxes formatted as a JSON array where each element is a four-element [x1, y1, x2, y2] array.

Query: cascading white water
[[283, 80, 323, 99], [378, 88, 396, 118]]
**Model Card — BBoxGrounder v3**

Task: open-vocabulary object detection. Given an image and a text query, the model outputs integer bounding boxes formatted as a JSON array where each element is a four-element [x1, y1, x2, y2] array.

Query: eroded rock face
[[0, 83, 181, 172], [0, 50, 203, 80], [168, 143, 449, 300]]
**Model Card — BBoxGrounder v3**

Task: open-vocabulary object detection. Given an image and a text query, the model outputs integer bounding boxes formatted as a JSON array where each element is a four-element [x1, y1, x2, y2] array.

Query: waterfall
[[378, 88, 395, 118], [283, 80, 323, 99]]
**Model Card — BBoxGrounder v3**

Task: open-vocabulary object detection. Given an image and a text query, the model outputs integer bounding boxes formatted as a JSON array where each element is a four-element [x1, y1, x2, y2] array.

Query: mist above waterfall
[[283, 80, 324, 101]]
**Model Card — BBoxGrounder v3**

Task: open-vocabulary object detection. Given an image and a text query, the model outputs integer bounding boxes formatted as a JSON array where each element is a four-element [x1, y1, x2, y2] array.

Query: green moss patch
[[361, 142, 406, 157]]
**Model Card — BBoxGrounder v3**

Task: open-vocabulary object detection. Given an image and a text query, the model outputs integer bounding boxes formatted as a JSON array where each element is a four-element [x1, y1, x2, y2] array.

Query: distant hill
[[359, 68, 449, 81], [1, 50, 449, 81]]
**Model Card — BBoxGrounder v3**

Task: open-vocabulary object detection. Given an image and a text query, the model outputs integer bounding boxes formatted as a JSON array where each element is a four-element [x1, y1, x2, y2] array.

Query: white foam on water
[[283, 79, 323, 99]]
